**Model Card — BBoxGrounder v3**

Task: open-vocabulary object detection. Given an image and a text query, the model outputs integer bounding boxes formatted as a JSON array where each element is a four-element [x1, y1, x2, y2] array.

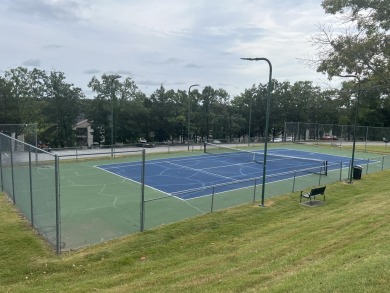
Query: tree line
[[0, 67, 388, 147], [0, 0, 389, 147]]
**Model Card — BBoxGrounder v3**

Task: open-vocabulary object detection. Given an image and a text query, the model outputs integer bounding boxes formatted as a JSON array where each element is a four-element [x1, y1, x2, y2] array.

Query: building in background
[[75, 119, 93, 147]]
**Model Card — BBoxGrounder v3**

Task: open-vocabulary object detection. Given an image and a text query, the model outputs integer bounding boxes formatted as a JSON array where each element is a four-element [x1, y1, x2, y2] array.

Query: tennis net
[[204, 142, 263, 164], [204, 143, 327, 175]]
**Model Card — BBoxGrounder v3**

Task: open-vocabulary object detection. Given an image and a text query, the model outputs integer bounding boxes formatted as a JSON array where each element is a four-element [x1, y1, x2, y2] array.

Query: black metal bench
[[300, 186, 326, 205]]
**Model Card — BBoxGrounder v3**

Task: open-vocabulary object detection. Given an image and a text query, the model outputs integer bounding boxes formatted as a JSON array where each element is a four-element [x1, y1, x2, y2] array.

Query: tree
[[116, 77, 140, 143], [231, 84, 268, 139], [306, 0, 390, 128], [88, 74, 139, 144], [120, 92, 150, 142], [148, 85, 180, 142], [316, 89, 342, 124], [0, 77, 17, 125], [4, 67, 48, 126], [166, 89, 187, 143], [313, 1, 389, 90], [196, 86, 218, 140], [231, 88, 252, 139], [210, 88, 231, 139], [269, 80, 292, 129], [43, 71, 84, 147]]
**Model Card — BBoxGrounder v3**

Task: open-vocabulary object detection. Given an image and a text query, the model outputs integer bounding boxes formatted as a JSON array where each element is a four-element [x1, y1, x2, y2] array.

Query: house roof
[[75, 119, 90, 129]]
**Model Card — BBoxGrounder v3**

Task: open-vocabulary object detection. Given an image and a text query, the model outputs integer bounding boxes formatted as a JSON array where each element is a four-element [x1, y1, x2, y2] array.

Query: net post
[[324, 161, 328, 176]]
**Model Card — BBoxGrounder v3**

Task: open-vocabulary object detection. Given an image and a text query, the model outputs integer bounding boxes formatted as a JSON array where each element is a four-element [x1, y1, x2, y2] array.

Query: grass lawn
[[1, 170, 390, 292]]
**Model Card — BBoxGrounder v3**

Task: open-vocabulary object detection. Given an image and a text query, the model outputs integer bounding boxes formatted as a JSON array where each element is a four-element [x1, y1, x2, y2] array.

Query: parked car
[[37, 141, 51, 152], [322, 134, 338, 140], [137, 138, 154, 148]]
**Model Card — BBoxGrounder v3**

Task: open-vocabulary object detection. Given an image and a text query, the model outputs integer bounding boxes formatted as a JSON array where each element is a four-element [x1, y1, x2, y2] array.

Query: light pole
[[346, 75, 361, 183], [241, 57, 272, 207], [248, 94, 252, 146], [340, 75, 361, 183], [188, 84, 200, 151], [110, 75, 121, 157]]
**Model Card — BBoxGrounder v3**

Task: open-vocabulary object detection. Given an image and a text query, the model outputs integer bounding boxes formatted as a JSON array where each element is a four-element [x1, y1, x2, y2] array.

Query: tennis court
[[97, 147, 363, 200], [3, 130, 390, 252]]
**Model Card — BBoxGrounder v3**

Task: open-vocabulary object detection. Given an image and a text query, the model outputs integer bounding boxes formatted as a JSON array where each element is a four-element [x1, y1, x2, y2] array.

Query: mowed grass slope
[[1, 170, 390, 292]]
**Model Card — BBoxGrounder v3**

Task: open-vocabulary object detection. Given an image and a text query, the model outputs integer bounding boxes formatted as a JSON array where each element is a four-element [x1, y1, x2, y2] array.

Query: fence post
[[292, 172, 296, 193], [382, 156, 385, 171], [54, 155, 61, 254], [319, 169, 322, 186], [10, 137, 16, 204], [284, 122, 286, 142], [348, 160, 352, 182], [364, 126, 369, 152], [0, 138, 3, 191], [253, 179, 257, 202], [339, 162, 343, 181], [140, 149, 146, 232], [317, 123, 320, 142], [297, 122, 300, 142], [366, 159, 369, 174], [211, 187, 215, 213], [29, 147, 34, 226]]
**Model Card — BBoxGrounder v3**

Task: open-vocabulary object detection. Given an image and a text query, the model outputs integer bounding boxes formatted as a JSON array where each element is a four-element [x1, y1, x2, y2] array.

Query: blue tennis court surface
[[97, 149, 366, 200]]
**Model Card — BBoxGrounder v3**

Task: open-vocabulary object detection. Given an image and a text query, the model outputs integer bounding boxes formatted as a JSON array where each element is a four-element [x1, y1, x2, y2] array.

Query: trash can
[[353, 165, 363, 180]]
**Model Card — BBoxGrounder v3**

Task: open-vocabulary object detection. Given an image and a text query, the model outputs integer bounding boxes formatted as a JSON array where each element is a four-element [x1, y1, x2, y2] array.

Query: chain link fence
[[2, 131, 390, 253], [0, 132, 146, 253], [284, 122, 390, 144], [0, 123, 38, 146], [0, 132, 59, 250]]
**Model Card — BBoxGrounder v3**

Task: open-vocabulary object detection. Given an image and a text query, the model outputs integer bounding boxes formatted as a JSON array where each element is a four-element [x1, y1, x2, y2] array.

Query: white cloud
[[0, 0, 343, 97], [22, 59, 41, 67]]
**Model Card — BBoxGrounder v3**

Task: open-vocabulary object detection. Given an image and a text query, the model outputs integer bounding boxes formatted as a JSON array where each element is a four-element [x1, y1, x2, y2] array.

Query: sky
[[0, 0, 343, 98]]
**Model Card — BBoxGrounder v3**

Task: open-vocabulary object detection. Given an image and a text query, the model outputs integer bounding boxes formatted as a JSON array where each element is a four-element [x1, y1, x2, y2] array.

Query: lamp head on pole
[[241, 57, 266, 61], [189, 84, 200, 91]]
